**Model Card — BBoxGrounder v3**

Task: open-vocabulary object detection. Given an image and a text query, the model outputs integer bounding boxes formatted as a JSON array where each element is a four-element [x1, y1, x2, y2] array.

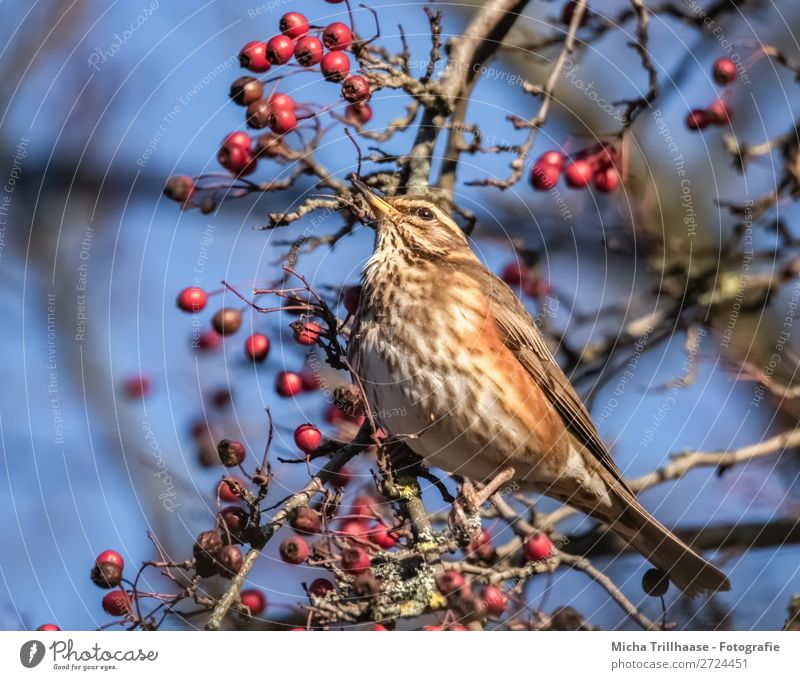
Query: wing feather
[[467, 264, 633, 493]]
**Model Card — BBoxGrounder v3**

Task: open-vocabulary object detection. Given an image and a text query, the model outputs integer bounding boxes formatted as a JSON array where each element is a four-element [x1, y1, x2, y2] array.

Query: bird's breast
[[350, 273, 572, 483]]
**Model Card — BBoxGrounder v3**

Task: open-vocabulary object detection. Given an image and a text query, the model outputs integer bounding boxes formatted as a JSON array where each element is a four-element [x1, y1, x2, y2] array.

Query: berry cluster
[[686, 57, 736, 131], [427, 530, 554, 627], [162, 8, 373, 213], [530, 145, 620, 193], [222, 12, 371, 175]]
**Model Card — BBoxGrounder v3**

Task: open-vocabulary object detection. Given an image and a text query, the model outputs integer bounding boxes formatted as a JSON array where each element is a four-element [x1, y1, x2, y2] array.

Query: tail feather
[[544, 467, 731, 596], [607, 497, 731, 597]]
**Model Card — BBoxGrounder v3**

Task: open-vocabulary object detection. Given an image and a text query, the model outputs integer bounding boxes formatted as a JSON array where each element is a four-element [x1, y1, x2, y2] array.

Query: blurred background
[[1, 0, 799, 631]]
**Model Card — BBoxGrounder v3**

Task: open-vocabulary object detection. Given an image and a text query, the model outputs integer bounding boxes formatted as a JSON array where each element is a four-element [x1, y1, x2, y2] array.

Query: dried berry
[[230, 76, 264, 106], [211, 308, 242, 335], [216, 439, 245, 467]]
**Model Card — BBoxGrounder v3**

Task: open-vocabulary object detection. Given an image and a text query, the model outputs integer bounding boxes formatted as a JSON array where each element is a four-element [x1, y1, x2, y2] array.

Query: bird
[[346, 177, 730, 597]]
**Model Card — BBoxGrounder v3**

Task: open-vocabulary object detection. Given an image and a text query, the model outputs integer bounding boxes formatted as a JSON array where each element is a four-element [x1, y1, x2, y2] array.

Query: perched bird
[[347, 178, 730, 596]]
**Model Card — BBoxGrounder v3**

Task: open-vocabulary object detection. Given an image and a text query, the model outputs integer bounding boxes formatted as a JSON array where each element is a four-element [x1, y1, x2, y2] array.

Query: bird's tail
[[586, 488, 731, 597]]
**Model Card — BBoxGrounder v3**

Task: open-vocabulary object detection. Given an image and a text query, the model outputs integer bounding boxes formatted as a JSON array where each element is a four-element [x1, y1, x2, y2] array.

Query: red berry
[[290, 506, 322, 534], [37, 623, 60, 631], [218, 133, 256, 175], [266, 34, 294, 65], [279, 535, 309, 564], [230, 76, 264, 106], [522, 276, 552, 298], [96, 550, 124, 570], [243, 333, 270, 362], [223, 130, 251, 150], [217, 477, 247, 503], [436, 570, 466, 596], [308, 578, 334, 597], [345, 102, 372, 125], [564, 159, 593, 188], [350, 495, 375, 517], [102, 590, 131, 616], [594, 167, 620, 193], [373, 623, 388, 630], [501, 262, 526, 286], [218, 144, 256, 176], [342, 285, 361, 314], [217, 439, 246, 467], [370, 524, 397, 549], [472, 528, 491, 547], [177, 286, 208, 313], [294, 423, 322, 454], [536, 150, 564, 168], [240, 589, 267, 615], [276, 370, 303, 397], [322, 22, 352, 50], [294, 36, 323, 66], [483, 585, 507, 616], [686, 108, 710, 130], [123, 375, 150, 398], [321, 51, 350, 82], [423, 625, 444, 631], [342, 75, 371, 104], [268, 107, 297, 134], [530, 162, 560, 190], [268, 92, 295, 112], [196, 329, 222, 352], [593, 145, 618, 169], [713, 57, 737, 86], [280, 12, 309, 40], [294, 321, 322, 345], [339, 519, 369, 539], [212, 308, 242, 335], [218, 506, 247, 538], [341, 546, 371, 574], [467, 528, 494, 560], [218, 544, 243, 576], [522, 532, 554, 562], [300, 370, 320, 391], [239, 41, 270, 73], [708, 99, 732, 125]]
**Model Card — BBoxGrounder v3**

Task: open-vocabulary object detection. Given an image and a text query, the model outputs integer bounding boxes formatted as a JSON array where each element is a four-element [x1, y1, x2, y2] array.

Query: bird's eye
[[416, 207, 435, 220]]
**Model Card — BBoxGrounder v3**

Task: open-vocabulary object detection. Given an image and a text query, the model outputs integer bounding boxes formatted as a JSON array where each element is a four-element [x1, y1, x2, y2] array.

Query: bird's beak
[[351, 176, 397, 221]]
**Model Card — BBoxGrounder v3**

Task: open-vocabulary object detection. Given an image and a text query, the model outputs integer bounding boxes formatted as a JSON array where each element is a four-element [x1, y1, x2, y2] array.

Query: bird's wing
[[474, 265, 634, 493]]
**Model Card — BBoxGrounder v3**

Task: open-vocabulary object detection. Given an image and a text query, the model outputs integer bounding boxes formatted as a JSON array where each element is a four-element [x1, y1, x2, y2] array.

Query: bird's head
[[350, 176, 469, 258]]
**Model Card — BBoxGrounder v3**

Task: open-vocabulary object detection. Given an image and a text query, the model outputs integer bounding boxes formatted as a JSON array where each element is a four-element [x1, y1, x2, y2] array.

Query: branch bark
[[400, 0, 531, 191]]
